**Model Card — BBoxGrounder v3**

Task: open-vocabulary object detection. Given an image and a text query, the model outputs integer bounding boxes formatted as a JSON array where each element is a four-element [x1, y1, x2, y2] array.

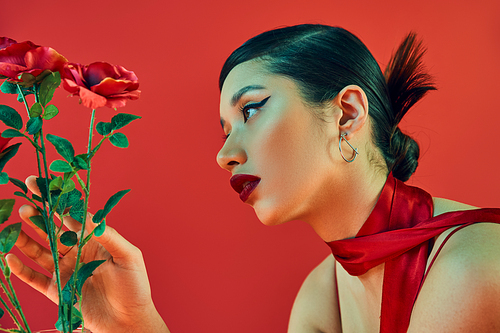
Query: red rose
[[0, 37, 17, 50], [0, 41, 68, 86], [0, 135, 11, 153], [61, 62, 140, 109]]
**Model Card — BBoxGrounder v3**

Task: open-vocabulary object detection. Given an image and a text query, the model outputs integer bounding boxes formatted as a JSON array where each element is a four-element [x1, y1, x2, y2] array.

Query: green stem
[[0, 287, 23, 331], [75, 173, 88, 195], [0, 258, 25, 332], [70, 108, 96, 331], [32, 85, 67, 333], [16, 85, 31, 118], [88, 133, 110, 158], [1, 257, 31, 332], [0, 327, 21, 333]]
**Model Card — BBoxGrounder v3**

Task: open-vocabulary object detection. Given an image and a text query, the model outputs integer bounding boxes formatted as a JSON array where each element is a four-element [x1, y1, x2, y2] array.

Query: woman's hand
[[6, 176, 170, 333]]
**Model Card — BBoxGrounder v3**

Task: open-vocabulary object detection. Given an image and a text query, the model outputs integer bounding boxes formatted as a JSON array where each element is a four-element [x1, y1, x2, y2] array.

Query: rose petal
[[78, 86, 107, 109], [106, 90, 141, 100], [61, 77, 82, 95], [104, 97, 128, 109], [84, 62, 121, 87], [61, 63, 87, 88], [114, 65, 139, 82], [91, 77, 133, 97], [0, 135, 12, 152], [0, 41, 38, 67], [25, 47, 67, 73], [105, 90, 141, 108], [0, 37, 17, 50], [0, 62, 28, 79]]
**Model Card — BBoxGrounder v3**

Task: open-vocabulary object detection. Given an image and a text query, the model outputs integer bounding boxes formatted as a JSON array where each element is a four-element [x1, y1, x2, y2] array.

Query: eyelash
[[222, 96, 271, 142], [239, 96, 271, 122]]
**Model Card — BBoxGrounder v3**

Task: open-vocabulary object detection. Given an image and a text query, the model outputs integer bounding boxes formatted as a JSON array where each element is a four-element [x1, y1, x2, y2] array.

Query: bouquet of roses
[[0, 36, 141, 333]]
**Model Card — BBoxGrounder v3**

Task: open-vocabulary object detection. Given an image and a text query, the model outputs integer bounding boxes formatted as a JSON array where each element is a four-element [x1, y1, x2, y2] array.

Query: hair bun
[[383, 32, 436, 181], [390, 127, 419, 182]]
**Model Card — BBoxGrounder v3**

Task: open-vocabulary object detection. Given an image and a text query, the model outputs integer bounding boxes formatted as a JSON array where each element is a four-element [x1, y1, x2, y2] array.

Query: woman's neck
[[303, 165, 388, 242]]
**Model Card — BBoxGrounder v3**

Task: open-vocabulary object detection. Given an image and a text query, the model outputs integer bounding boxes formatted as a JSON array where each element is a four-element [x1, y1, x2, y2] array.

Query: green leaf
[[74, 260, 105, 296], [50, 160, 72, 173], [0, 172, 7, 185], [1, 129, 23, 138], [0, 81, 18, 94], [35, 176, 49, 199], [56, 305, 82, 332], [0, 223, 22, 253], [43, 104, 58, 120], [61, 259, 105, 306], [0, 142, 21, 172], [111, 113, 141, 131], [66, 188, 82, 207], [72, 155, 88, 170], [62, 178, 75, 194], [92, 209, 104, 224], [29, 215, 47, 233], [0, 305, 4, 319], [29, 102, 43, 117], [3, 262, 10, 277], [46, 133, 75, 162], [0, 199, 15, 225], [60, 231, 77, 246], [26, 116, 43, 135], [96, 122, 112, 136], [0, 105, 23, 130], [69, 199, 85, 224], [39, 71, 61, 107], [9, 177, 27, 193], [109, 132, 129, 148], [94, 219, 106, 237], [49, 176, 63, 191], [93, 189, 130, 224], [32, 193, 42, 202], [13, 191, 30, 200]]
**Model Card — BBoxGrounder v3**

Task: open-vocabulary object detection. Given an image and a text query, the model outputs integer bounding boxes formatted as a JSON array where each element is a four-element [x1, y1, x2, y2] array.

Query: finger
[[15, 229, 56, 273], [19, 204, 78, 256], [5, 253, 53, 300], [93, 225, 140, 262], [26, 175, 41, 196], [19, 204, 51, 244], [26, 175, 86, 235]]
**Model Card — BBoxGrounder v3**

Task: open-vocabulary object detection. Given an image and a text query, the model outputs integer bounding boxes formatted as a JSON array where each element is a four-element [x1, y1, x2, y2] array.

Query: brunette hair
[[219, 25, 436, 182]]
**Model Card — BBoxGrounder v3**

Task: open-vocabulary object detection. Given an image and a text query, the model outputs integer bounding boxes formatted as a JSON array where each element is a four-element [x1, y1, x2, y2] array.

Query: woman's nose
[[216, 138, 247, 172]]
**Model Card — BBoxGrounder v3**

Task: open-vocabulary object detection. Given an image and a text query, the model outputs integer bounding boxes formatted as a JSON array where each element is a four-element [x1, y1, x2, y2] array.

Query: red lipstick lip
[[230, 174, 261, 202]]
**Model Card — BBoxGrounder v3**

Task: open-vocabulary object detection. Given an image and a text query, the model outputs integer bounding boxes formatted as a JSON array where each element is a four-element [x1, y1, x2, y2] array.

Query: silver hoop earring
[[339, 133, 359, 163]]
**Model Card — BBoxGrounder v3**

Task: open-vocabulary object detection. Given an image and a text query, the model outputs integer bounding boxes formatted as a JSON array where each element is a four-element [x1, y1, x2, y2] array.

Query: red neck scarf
[[327, 173, 500, 332]]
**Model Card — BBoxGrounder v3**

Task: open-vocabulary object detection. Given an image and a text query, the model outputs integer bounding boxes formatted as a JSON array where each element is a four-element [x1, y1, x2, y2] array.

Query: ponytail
[[384, 32, 436, 181]]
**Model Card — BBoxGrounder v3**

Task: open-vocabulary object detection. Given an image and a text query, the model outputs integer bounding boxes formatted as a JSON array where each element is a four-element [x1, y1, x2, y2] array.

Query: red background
[[1, 0, 499, 331]]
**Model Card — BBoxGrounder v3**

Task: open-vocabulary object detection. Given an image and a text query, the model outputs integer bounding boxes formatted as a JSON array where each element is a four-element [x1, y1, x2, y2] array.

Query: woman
[[7, 25, 500, 333]]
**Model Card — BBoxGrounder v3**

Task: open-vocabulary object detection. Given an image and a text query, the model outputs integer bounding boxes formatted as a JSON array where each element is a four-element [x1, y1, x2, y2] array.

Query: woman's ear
[[334, 85, 369, 136]]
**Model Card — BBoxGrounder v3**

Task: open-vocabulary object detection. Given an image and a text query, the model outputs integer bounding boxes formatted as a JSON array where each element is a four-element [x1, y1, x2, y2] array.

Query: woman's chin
[[253, 201, 291, 227]]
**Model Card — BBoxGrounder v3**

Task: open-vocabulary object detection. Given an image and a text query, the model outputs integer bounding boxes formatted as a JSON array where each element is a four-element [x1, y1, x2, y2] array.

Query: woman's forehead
[[220, 61, 299, 106], [220, 61, 270, 97]]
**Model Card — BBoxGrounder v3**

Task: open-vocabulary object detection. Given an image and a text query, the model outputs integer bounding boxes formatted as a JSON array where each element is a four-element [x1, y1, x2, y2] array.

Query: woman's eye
[[243, 107, 259, 121], [240, 96, 270, 122]]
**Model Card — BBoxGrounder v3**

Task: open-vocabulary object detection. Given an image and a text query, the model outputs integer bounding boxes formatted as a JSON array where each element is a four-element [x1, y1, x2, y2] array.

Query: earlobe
[[335, 85, 369, 135]]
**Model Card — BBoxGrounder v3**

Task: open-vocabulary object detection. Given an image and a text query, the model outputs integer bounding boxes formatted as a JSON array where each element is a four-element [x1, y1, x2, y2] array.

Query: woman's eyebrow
[[231, 85, 266, 106]]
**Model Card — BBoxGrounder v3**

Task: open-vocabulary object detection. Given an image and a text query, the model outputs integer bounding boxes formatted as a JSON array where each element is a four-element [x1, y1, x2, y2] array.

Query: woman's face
[[217, 60, 343, 226]]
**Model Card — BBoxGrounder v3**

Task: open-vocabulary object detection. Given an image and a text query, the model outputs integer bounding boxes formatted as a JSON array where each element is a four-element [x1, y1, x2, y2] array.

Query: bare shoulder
[[288, 255, 341, 333], [408, 198, 500, 332]]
